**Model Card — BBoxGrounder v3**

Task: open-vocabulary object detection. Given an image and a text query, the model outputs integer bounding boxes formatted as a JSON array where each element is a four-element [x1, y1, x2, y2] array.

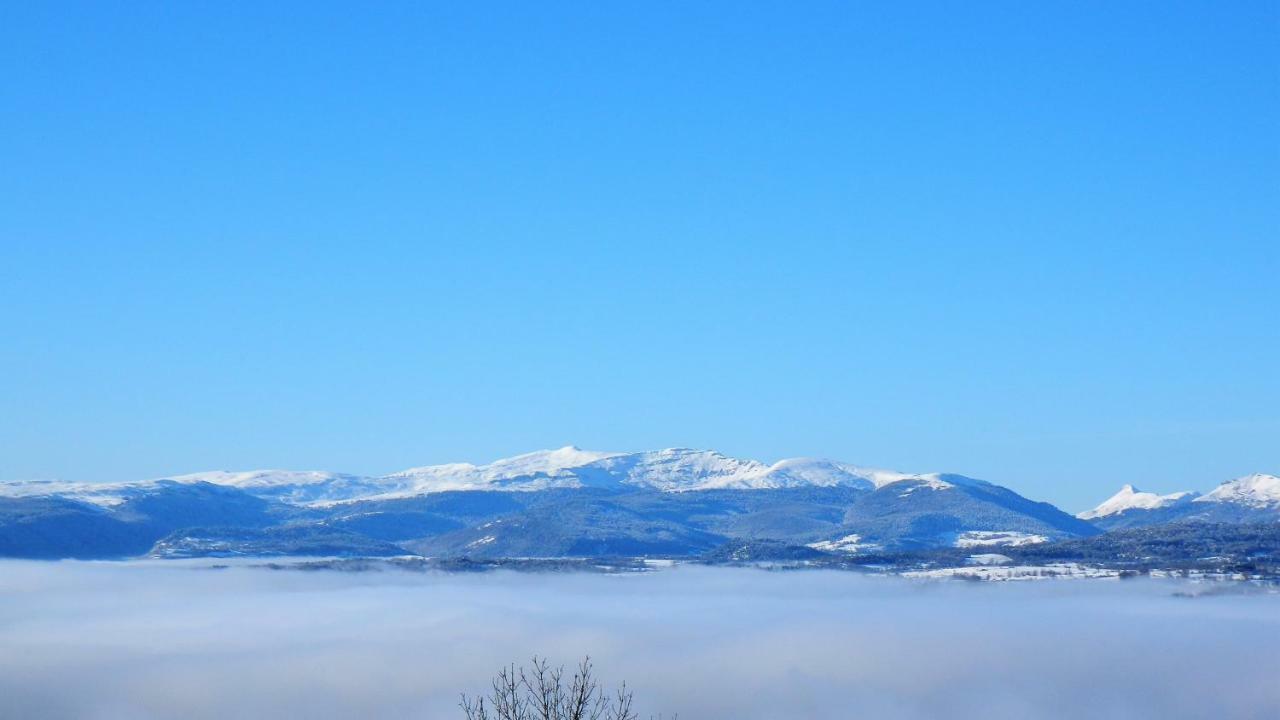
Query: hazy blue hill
[[0, 483, 297, 559], [149, 525, 407, 558], [611, 487, 864, 541], [322, 491, 530, 525], [700, 539, 834, 563], [0, 479, 1105, 559], [1009, 521, 1280, 568], [409, 494, 728, 558], [406, 487, 872, 558], [835, 479, 1100, 549], [321, 510, 464, 542], [0, 497, 155, 559], [402, 481, 1101, 558], [112, 481, 280, 533]]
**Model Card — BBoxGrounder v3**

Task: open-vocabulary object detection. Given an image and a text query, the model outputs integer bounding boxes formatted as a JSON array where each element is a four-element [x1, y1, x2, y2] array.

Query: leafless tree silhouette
[[461, 657, 670, 720]]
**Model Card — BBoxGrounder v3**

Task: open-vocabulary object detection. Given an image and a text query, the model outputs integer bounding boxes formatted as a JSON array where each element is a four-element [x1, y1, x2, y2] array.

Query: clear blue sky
[[2, 2, 1276, 511]]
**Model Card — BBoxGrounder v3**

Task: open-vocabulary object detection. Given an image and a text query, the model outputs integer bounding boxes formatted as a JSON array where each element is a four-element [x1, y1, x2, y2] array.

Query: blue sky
[[2, 2, 1276, 510]]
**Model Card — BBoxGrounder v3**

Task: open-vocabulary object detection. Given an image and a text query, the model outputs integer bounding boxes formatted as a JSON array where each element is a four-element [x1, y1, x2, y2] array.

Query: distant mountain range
[[1, 447, 1275, 560], [1077, 473, 1280, 530]]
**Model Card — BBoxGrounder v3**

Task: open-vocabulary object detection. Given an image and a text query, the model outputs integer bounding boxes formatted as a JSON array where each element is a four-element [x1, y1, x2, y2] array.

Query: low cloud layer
[[1, 561, 1277, 719]]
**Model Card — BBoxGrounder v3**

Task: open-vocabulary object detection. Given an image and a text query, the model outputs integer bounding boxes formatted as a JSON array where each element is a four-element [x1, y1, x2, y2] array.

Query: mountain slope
[[830, 478, 1100, 550], [0, 483, 300, 559], [0, 497, 156, 559], [409, 490, 728, 558]]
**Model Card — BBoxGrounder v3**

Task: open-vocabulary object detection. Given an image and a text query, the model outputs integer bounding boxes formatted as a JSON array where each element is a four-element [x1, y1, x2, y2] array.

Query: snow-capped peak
[[1194, 473, 1280, 508], [581, 448, 770, 491], [755, 459, 984, 492], [162, 469, 350, 488], [762, 458, 898, 490], [571, 450, 985, 493], [1077, 484, 1198, 519], [382, 446, 624, 495]]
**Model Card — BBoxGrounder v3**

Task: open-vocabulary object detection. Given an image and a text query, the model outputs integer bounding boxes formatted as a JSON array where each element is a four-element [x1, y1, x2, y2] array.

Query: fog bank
[[1, 561, 1277, 719]]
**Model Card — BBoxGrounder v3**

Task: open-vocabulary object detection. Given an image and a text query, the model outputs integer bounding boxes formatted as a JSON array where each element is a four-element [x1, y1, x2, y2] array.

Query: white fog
[[1, 561, 1276, 720]]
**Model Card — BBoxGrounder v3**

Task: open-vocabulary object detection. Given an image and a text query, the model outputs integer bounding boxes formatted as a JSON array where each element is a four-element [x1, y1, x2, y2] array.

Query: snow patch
[[806, 534, 881, 554], [904, 563, 1120, 582], [965, 553, 1013, 566], [954, 531, 1048, 548]]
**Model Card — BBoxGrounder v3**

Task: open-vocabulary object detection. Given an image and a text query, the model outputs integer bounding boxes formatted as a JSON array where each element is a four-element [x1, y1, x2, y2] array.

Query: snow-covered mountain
[[3, 451, 1273, 560], [1194, 473, 1280, 509], [377, 447, 982, 497], [1077, 485, 1199, 520], [382, 446, 622, 495], [1080, 473, 1280, 530], [573, 450, 983, 493], [0, 446, 989, 507], [7, 448, 1274, 522], [0, 470, 377, 507]]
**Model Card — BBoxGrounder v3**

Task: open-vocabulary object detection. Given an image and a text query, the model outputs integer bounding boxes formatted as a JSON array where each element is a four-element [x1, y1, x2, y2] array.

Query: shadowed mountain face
[[837, 480, 1100, 549], [408, 495, 730, 559], [0, 482, 300, 559], [150, 525, 407, 559], [0, 482, 1094, 560], [112, 481, 280, 533], [0, 450, 1272, 559], [0, 497, 157, 559], [407, 483, 1101, 559]]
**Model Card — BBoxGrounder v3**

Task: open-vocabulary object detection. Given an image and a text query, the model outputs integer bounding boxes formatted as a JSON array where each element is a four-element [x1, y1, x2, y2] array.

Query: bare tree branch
[[459, 657, 662, 720]]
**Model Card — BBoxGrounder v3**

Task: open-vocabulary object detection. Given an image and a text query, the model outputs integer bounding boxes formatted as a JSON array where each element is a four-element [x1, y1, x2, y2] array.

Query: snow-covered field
[[903, 562, 1120, 581], [0, 561, 1277, 720], [952, 530, 1049, 547], [806, 533, 880, 553]]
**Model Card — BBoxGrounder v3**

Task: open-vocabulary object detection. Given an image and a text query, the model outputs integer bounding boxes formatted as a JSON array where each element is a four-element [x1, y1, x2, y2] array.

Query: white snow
[[0, 446, 1063, 509], [759, 458, 934, 491], [163, 470, 341, 488], [1194, 473, 1280, 508], [593, 449, 772, 491], [953, 531, 1049, 548], [585, 451, 983, 493], [0, 480, 132, 507], [2, 447, 948, 505], [806, 534, 881, 554], [756, 458, 880, 490], [1078, 484, 1199, 519], [1079, 474, 1280, 518], [374, 447, 978, 496], [965, 553, 1013, 566], [379, 446, 622, 496], [903, 563, 1120, 582], [0, 470, 375, 507]]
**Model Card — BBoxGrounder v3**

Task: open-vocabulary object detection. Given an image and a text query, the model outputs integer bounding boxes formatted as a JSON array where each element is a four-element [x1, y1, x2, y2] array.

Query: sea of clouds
[[1, 560, 1277, 720]]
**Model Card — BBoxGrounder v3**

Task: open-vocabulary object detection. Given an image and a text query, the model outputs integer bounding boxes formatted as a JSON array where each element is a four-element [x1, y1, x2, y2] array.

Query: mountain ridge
[[1079, 473, 1280, 530], [0, 446, 995, 507], [2, 449, 1274, 560]]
